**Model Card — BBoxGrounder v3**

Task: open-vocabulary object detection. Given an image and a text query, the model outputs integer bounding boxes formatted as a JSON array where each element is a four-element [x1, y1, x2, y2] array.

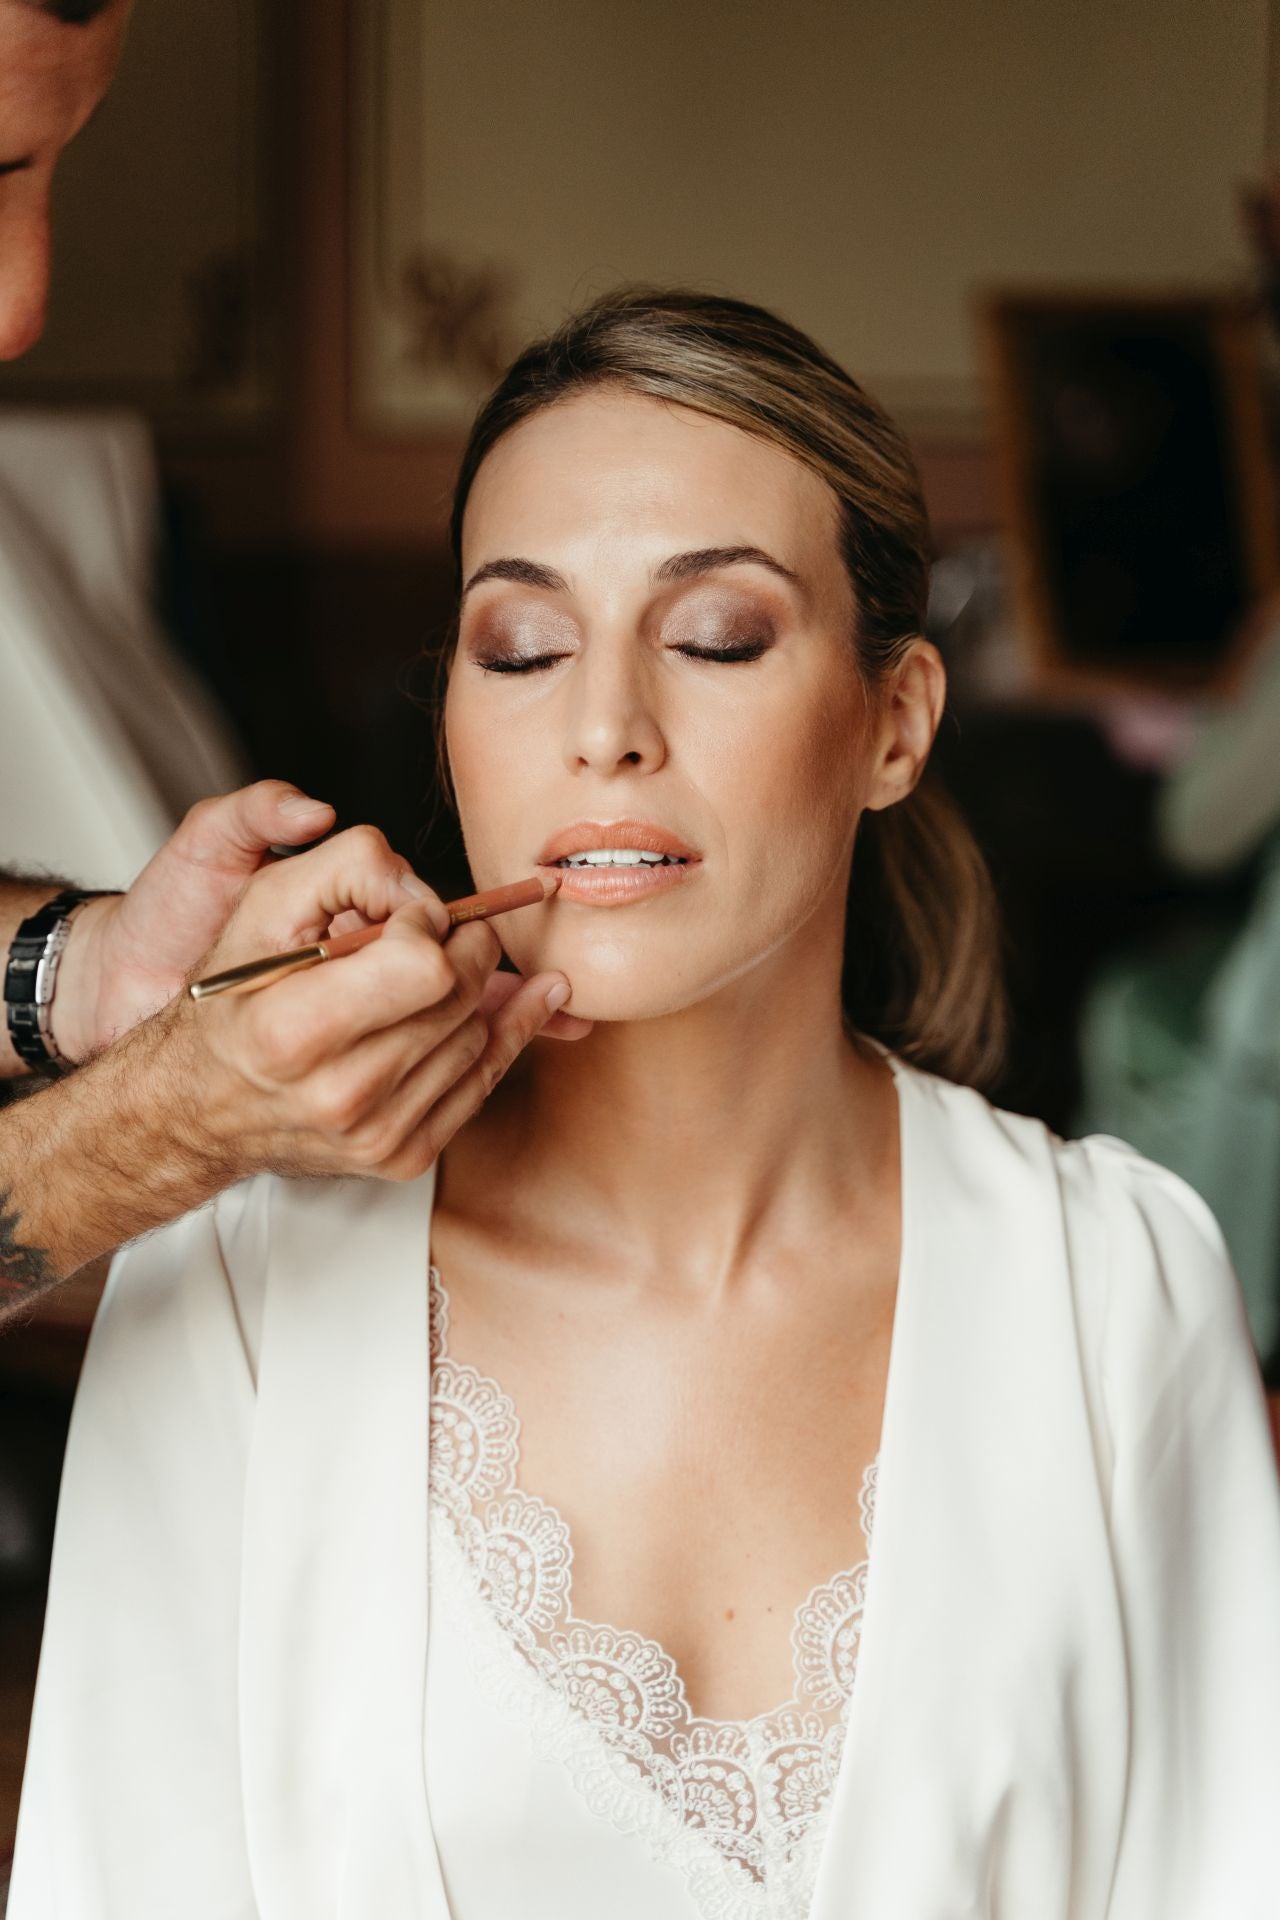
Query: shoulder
[[1066, 1129, 1251, 1425], [901, 1060, 1249, 1420]]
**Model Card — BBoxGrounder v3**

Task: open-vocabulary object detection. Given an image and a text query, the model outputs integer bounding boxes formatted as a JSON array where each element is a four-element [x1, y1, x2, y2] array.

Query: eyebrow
[[460, 544, 801, 603]]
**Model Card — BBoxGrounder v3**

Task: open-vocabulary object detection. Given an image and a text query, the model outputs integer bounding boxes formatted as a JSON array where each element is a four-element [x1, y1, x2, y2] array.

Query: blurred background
[[4, 0, 1280, 1872]]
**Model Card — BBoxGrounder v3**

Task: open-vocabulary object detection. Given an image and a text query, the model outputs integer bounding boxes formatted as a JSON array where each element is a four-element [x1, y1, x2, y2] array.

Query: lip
[[534, 817, 701, 908], [535, 819, 698, 863]]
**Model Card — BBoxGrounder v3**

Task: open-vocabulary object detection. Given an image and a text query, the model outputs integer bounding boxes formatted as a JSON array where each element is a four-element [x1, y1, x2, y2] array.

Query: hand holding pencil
[[188, 873, 562, 999], [161, 823, 589, 1189]]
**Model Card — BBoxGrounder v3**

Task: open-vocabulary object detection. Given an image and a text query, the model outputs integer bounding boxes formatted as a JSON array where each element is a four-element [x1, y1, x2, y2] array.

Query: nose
[[561, 632, 668, 779], [0, 195, 51, 361]]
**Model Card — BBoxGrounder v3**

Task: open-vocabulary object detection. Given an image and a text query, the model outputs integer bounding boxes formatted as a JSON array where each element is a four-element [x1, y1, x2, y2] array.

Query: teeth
[[555, 850, 685, 868]]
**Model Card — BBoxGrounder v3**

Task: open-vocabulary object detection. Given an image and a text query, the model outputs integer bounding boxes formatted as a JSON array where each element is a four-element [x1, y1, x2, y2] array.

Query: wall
[[356, 0, 1270, 429], [4, 0, 1277, 547]]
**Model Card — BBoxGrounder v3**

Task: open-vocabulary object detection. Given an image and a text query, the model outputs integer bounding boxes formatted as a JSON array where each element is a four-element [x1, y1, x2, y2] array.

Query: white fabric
[[423, 1261, 878, 1920], [11, 1053, 1280, 1918], [0, 410, 247, 888]]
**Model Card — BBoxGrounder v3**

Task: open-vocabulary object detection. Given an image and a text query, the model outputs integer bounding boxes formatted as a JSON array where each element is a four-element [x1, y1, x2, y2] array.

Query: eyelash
[[475, 642, 771, 675]]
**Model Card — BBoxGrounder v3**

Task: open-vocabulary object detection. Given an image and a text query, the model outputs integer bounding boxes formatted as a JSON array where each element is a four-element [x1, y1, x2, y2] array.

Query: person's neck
[[462, 921, 898, 1298]]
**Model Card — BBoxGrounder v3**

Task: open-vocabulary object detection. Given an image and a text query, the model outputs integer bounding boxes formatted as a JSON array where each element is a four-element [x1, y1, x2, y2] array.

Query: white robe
[[0, 410, 248, 888], [11, 1054, 1280, 1917]]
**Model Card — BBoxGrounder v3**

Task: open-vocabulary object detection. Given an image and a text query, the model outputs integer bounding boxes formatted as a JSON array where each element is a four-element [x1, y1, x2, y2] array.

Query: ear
[[862, 639, 947, 813]]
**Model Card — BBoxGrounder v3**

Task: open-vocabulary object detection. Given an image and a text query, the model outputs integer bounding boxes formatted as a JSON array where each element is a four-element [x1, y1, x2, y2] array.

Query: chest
[[426, 1229, 895, 1723]]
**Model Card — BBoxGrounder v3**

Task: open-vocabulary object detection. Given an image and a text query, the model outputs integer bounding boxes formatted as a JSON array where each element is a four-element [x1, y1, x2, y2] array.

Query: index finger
[[239, 901, 464, 1073], [243, 823, 451, 945]]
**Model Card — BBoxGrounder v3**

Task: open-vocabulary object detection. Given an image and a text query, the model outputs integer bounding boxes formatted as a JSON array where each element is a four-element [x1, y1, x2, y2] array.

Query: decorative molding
[[351, 0, 517, 429]]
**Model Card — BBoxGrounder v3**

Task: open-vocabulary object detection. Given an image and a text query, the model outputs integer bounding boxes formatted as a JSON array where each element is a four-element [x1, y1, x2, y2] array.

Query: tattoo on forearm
[[0, 1187, 55, 1301]]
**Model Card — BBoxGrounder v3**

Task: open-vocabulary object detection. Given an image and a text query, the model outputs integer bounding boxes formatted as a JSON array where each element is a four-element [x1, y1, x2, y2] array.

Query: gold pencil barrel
[[187, 872, 557, 1003], [188, 943, 328, 1001]]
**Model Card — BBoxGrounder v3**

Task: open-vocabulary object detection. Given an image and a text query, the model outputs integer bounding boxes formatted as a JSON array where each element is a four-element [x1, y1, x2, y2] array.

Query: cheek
[[729, 670, 868, 891]]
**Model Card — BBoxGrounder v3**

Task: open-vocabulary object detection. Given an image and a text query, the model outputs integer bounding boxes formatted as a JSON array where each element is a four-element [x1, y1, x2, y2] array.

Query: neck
[[459, 911, 899, 1294]]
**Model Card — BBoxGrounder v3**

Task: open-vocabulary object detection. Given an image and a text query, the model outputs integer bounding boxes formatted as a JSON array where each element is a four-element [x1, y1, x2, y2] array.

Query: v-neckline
[[423, 1041, 909, 1726], [421, 1041, 916, 1919], [427, 1257, 882, 1718]]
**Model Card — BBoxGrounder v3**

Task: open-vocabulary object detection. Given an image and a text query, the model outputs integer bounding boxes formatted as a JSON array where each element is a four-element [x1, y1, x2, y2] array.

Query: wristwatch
[[4, 888, 119, 1077]]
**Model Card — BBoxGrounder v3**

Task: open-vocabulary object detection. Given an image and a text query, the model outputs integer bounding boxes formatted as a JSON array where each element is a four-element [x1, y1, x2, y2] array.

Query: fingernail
[[544, 980, 571, 1013], [279, 793, 332, 816]]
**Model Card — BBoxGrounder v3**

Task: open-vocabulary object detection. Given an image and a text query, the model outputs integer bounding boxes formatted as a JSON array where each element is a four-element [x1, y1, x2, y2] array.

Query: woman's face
[[445, 387, 937, 1022]]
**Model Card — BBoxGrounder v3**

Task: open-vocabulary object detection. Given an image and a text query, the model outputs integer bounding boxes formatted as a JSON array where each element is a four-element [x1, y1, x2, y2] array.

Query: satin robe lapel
[[240, 1165, 450, 1920], [808, 1061, 991, 1916], [808, 1064, 1113, 1919], [805, 1056, 930, 1919]]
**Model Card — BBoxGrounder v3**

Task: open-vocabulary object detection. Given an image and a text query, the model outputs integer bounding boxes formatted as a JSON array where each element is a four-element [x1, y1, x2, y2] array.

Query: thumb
[[167, 782, 337, 878], [104, 784, 338, 983], [263, 786, 340, 852]]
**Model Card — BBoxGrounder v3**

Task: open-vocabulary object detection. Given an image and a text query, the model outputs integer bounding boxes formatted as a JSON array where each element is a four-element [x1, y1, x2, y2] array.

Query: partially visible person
[[1079, 601, 1280, 1380], [14, 287, 1279, 1919], [0, 0, 130, 359], [1078, 176, 1280, 1396], [0, 782, 591, 1320], [0, 0, 590, 1323]]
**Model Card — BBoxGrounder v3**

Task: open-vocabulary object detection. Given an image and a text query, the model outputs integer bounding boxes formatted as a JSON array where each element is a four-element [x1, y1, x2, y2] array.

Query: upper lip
[[535, 819, 699, 864]]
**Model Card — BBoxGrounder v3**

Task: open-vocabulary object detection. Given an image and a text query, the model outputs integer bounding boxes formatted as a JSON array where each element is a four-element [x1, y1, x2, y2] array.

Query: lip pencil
[[188, 873, 560, 1003]]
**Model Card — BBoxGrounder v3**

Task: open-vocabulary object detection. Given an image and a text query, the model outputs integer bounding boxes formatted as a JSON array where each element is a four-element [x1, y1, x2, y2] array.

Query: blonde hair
[[440, 287, 1007, 1090]]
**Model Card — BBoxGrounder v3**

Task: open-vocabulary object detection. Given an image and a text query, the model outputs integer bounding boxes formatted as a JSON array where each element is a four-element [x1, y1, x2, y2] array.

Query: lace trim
[[427, 1264, 877, 1920]]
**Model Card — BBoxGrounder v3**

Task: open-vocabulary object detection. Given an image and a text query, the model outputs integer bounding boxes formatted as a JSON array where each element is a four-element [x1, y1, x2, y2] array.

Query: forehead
[[0, 1, 126, 155], [462, 388, 843, 583]]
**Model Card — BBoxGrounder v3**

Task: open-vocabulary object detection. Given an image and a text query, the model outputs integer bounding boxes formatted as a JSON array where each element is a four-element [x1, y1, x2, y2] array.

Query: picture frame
[[984, 289, 1279, 698]]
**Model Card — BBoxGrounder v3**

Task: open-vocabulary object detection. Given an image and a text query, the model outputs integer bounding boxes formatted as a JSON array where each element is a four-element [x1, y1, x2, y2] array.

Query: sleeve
[[1083, 1137, 1280, 1919], [7, 1180, 268, 1920]]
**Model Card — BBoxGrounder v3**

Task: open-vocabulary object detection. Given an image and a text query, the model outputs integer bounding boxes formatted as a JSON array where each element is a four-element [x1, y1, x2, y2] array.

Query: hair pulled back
[[444, 286, 1007, 1090]]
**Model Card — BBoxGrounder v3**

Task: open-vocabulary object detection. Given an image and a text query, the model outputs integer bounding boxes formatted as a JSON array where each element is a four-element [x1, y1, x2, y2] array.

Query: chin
[[549, 983, 692, 1023], [513, 929, 753, 1025]]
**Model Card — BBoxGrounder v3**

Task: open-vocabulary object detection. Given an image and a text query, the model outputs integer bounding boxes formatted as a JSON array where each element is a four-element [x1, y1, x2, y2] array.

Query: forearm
[[0, 1001, 234, 1322], [0, 869, 82, 1078]]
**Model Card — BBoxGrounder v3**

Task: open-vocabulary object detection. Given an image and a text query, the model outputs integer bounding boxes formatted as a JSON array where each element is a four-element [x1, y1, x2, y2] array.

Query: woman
[[12, 290, 1280, 1919]]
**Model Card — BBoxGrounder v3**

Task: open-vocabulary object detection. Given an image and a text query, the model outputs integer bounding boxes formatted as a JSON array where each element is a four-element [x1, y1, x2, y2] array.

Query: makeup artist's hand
[[158, 822, 590, 1185], [49, 781, 341, 1065]]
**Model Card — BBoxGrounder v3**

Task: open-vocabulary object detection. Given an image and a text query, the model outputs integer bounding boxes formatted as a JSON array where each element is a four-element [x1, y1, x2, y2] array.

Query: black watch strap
[[4, 888, 118, 1077]]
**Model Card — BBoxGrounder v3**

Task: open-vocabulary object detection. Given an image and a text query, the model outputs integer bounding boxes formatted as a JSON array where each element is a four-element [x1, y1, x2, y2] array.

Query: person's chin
[[529, 949, 723, 1025]]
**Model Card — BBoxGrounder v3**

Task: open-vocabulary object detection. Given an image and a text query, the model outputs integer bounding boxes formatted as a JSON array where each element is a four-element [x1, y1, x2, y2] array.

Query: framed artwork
[[985, 290, 1279, 697]]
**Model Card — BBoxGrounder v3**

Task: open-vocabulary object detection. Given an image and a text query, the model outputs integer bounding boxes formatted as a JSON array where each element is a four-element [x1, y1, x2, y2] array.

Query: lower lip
[[537, 860, 699, 905]]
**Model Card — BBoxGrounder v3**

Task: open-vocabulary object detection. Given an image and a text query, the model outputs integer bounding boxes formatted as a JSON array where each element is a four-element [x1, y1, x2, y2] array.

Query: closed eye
[[476, 642, 771, 675], [475, 653, 567, 674], [678, 641, 772, 663]]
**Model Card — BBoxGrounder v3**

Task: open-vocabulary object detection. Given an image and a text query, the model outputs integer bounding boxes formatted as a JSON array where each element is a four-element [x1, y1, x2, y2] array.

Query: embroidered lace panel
[[427, 1263, 878, 1920]]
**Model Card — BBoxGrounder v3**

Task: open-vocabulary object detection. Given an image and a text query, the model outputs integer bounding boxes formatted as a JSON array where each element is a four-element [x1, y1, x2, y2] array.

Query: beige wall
[[3, 0, 1273, 546], [356, 0, 1270, 431]]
